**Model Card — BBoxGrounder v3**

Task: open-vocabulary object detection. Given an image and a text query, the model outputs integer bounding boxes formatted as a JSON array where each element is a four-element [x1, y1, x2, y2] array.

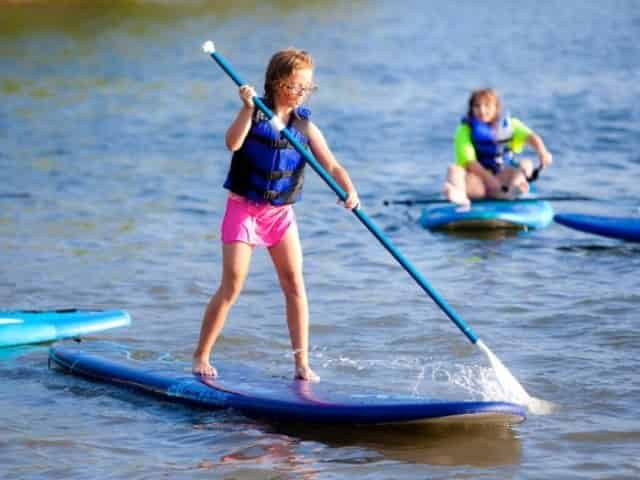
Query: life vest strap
[[268, 169, 300, 180], [251, 165, 304, 181], [262, 170, 305, 203], [248, 133, 292, 150]]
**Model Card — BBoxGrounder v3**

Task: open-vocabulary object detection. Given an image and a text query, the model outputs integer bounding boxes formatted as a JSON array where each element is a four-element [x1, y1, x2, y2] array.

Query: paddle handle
[[202, 41, 478, 344]]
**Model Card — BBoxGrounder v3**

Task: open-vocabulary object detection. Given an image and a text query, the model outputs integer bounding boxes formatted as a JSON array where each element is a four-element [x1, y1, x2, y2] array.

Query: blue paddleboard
[[48, 346, 527, 426], [554, 213, 640, 242], [420, 199, 554, 231], [0, 309, 131, 347]]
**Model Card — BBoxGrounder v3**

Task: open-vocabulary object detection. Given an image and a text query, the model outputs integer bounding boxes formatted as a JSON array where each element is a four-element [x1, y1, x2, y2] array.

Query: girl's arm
[[306, 122, 359, 209], [225, 85, 256, 151], [526, 131, 553, 168]]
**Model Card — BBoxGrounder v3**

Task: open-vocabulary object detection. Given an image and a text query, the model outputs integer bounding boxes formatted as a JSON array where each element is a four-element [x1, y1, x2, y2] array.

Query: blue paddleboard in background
[[554, 213, 640, 242], [48, 346, 527, 426], [0, 309, 131, 347], [420, 199, 554, 231]]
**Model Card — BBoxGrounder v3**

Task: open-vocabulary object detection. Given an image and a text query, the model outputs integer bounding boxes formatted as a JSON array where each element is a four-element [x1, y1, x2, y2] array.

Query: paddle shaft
[[384, 195, 595, 206], [205, 46, 478, 344]]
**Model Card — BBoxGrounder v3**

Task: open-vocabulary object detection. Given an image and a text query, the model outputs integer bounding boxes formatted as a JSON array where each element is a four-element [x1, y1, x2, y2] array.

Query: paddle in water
[[201, 40, 553, 414]]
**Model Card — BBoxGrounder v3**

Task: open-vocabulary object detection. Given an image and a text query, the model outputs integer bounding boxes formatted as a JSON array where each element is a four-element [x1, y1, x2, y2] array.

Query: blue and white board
[[49, 346, 527, 426], [420, 199, 554, 231], [554, 213, 640, 242], [0, 309, 131, 347]]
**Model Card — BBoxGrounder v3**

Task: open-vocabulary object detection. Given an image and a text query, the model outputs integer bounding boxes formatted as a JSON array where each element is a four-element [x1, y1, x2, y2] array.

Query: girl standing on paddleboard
[[193, 48, 359, 382]]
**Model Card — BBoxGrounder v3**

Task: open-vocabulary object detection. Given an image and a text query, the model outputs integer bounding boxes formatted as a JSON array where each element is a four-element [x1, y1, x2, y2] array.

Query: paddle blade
[[476, 340, 554, 415]]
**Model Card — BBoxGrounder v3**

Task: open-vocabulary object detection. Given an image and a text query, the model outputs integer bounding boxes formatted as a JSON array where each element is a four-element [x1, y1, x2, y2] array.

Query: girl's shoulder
[[292, 106, 313, 138], [455, 121, 472, 139]]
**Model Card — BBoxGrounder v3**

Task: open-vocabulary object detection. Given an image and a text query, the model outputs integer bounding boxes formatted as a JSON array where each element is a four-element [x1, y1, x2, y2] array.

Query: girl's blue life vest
[[463, 114, 515, 175], [223, 103, 310, 205]]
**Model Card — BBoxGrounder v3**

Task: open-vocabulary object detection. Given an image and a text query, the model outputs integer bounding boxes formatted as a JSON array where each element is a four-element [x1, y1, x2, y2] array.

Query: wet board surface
[[420, 200, 554, 231], [48, 346, 527, 426], [0, 309, 131, 347]]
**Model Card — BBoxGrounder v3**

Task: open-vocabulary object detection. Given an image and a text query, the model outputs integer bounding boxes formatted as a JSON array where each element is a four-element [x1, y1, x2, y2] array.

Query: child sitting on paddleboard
[[193, 48, 359, 382], [443, 88, 553, 207]]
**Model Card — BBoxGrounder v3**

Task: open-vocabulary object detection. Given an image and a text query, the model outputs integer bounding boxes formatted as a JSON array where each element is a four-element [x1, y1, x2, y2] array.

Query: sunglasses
[[280, 83, 318, 95]]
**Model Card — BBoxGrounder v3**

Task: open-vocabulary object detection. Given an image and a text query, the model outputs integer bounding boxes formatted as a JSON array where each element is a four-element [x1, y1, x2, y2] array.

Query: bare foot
[[295, 365, 320, 383], [443, 182, 471, 207], [192, 357, 218, 377]]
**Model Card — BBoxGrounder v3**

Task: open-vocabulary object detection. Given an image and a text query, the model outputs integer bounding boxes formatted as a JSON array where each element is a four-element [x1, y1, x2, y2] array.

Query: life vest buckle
[[263, 190, 280, 201], [269, 170, 292, 180]]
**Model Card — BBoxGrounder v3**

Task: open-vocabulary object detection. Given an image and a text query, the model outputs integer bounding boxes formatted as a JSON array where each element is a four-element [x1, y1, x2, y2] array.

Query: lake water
[[1, 1, 639, 478]]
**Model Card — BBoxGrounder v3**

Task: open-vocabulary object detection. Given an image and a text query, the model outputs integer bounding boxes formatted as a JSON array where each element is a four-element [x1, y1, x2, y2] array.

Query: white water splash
[[477, 340, 556, 415], [429, 361, 497, 399], [311, 348, 556, 415]]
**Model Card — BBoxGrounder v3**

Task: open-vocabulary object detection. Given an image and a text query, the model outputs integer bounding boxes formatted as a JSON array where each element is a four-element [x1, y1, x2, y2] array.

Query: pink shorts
[[221, 193, 296, 247]]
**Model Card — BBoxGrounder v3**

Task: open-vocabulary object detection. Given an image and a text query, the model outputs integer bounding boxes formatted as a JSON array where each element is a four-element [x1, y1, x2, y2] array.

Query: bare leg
[[466, 172, 489, 200], [268, 224, 319, 382], [192, 241, 253, 376], [443, 164, 471, 207]]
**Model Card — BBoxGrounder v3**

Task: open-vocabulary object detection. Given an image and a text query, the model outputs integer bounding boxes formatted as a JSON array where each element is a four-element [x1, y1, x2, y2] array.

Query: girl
[[193, 48, 359, 382], [443, 88, 553, 207]]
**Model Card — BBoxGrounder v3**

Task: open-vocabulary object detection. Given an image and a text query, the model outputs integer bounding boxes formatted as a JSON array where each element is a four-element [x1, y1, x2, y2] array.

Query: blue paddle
[[384, 194, 594, 206], [202, 41, 545, 411], [527, 165, 543, 182]]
